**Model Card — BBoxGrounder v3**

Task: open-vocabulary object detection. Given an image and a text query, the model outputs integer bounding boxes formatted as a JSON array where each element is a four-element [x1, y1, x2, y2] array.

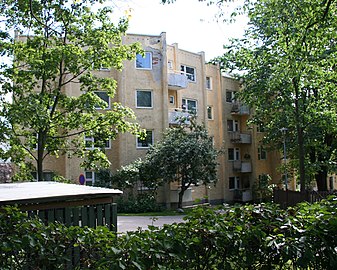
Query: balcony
[[233, 160, 252, 173], [168, 72, 188, 90], [169, 109, 191, 125], [229, 132, 252, 144], [231, 103, 250, 115]]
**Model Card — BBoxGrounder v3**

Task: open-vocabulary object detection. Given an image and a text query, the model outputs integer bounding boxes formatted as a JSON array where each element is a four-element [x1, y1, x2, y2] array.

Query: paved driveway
[[117, 215, 185, 233]]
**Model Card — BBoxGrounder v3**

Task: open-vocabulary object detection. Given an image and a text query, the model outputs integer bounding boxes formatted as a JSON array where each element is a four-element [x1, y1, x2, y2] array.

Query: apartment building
[[40, 32, 282, 206]]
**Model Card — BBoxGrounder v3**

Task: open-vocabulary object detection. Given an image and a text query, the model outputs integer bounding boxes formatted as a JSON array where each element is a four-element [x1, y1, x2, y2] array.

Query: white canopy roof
[[0, 181, 122, 205]]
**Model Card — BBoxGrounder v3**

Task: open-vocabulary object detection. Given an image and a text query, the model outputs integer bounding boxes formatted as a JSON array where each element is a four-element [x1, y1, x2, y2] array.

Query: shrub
[[1, 197, 337, 269]]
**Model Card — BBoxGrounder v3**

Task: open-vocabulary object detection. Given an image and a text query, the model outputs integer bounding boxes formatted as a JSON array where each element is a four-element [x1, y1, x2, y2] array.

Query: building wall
[[40, 33, 283, 206]]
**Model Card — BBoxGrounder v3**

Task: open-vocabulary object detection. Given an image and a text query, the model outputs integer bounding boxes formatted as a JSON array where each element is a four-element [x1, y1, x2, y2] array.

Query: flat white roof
[[0, 181, 122, 205]]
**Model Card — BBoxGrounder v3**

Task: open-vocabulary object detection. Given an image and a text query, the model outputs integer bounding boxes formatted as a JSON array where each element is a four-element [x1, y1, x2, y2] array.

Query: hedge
[[1, 197, 337, 269]]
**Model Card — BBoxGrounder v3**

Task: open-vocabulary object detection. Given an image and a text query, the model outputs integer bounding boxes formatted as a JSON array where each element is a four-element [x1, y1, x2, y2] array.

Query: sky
[[111, 0, 248, 61]]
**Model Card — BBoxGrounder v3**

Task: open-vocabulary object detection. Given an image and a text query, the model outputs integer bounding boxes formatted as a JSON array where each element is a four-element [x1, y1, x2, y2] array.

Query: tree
[[144, 118, 220, 209], [214, 0, 337, 191], [0, 0, 142, 180]]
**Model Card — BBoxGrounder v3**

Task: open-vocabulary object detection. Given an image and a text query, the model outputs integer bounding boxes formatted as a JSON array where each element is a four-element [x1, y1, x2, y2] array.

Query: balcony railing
[[168, 71, 188, 90], [169, 109, 191, 125], [229, 132, 252, 144], [231, 103, 250, 115], [233, 160, 252, 173]]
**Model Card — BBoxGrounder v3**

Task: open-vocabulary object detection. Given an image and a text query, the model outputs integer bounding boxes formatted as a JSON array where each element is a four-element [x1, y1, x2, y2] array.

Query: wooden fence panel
[[274, 189, 337, 208]]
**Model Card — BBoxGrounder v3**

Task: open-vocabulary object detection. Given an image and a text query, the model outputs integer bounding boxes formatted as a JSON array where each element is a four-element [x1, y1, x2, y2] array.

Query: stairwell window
[[206, 76, 212, 89], [136, 90, 153, 108], [258, 146, 267, 160], [137, 130, 154, 148], [207, 106, 213, 120], [181, 65, 196, 82], [136, 52, 152, 69]]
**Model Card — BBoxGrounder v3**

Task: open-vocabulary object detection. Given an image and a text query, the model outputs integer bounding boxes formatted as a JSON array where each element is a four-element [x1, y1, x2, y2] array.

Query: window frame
[[85, 135, 110, 149], [229, 176, 240, 190], [135, 52, 152, 70], [207, 106, 213, 120], [84, 171, 100, 186], [136, 90, 153, 109], [169, 95, 175, 104], [182, 98, 197, 113], [228, 148, 240, 161], [226, 90, 236, 103], [227, 119, 240, 132], [206, 76, 212, 90], [94, 91, 110, 109], [136, 130, 154, 149], [180, 64, 196, 82], [258, 146, 267, 160]]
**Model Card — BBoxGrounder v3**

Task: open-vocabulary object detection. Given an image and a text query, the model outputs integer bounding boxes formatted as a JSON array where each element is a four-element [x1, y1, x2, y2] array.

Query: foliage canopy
[[0, 0, 142, 180]]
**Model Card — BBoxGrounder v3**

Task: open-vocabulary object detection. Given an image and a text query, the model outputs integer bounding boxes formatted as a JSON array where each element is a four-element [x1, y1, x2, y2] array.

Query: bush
[[117, 193, 163, 213], [1, 197, 337, 269]]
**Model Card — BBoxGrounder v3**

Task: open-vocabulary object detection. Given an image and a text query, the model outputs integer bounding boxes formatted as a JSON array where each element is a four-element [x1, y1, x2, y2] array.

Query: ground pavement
[[117, 215, 186, 233]]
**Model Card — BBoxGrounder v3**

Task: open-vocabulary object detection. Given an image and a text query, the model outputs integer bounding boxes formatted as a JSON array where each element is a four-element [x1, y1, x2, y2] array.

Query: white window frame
[[182, 98, 197, 113], [169, 95, 175, 104], [229, 176, 240, 190], [180, 64, 196, 82], [168, 60, 173, 69], [135, 52, 152, 70], [206, 76, 212, 90], [136, 90, 153, 108], [207, 106, 213, 120], [84, 171, 99, 185], [226, 90, 236, 103], [227, 119, 240, 132], [136, 130, 154, 149], [228, 148, 240, 161], [94, 91, 110, 109], [85, 135, 110, 149], [31, 171, 54, 181]]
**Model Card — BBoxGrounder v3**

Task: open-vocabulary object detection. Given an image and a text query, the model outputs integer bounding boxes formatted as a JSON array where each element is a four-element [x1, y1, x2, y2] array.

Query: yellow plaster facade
[[40, 33, 282, 206]]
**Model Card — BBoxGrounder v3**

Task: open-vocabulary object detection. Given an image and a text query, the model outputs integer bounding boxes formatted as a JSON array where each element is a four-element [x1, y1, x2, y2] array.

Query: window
[[169, 95, 175, 104], [228, 148, 240, 161], [258, 146, 267, 160], [136, 90, 153, 108], [229, 176, 240, 190], [85, 135, 110, 149], [94, 91, 110, 109], [84, 171, 102, 186], [137, 130, 154, 148], [227, 119, 239, 132], [207, 106, 213, 120], [182, 98, 197, 113], [168, 60, 173, 69], [136, 52, 152, 69], [181, 65, 196, 82], [206, 76, 212, 89], [226, 91, 236, 103]]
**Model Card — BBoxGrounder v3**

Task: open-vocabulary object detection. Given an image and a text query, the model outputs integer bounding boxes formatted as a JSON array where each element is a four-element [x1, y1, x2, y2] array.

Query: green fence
[[26, 203, 117, 232]]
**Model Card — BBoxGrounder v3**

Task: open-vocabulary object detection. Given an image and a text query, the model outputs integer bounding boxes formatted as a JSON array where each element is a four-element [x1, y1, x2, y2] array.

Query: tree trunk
[[315, 169, 328, 191], [297, 126, 306, 192], [177, 188, 185, 209], [37, 131, 46, 181]]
